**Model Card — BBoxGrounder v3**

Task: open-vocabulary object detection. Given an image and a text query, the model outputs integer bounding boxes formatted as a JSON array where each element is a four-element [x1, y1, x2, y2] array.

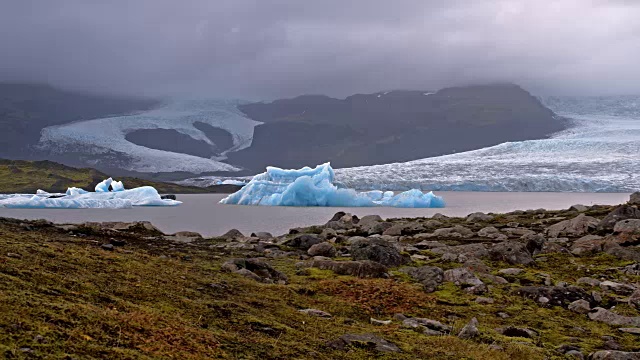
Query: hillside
[[230, 84, 566, 171], [0, 159, 237, 194], [1, 201, 639, 358]]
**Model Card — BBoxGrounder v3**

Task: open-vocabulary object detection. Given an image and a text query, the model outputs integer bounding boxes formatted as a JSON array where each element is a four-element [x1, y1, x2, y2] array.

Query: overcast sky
[[1, 0, 639, 99]]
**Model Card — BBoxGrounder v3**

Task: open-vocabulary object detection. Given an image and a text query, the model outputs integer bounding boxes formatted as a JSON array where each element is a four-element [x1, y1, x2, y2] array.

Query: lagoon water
[[0, 192, 630, 237]]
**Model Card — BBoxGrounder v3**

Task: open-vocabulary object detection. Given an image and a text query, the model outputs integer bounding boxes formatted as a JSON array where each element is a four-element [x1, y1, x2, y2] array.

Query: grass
[[0, 216, 638, 359]]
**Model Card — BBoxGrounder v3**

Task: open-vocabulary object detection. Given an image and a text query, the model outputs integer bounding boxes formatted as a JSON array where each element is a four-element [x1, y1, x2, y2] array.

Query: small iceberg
[[0, 178, 181, 209], [220, 163, 444, 208]]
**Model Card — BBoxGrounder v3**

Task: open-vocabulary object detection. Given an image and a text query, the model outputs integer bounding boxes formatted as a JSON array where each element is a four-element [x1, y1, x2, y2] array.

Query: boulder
[[598, 205, 640, 231], [588, 307, 640, 327], [458, 317, 479, 339], [425, 225, 474, 239], [383, 222, 425, 236], [466, 212, 494, 222], [613, 219, 640, 233], [568, 299, 591, 314], [488, 241, 534, 265], [299, 308, 332, 318], [569, 204, 589, 212], [546, 214, 599, 238], [590, 350, 640, 360], [221, 258, 288, 284], [328, 333, 400, 353], [402, 317, 453, 334], [630, 192, 640, 205], [285, 234, 323, 250], [401, 266, 444, 292], [350, 238, 407, 267], [307, 242, 337, 257], [497, 327, 538, 339], [630, 289, 640, 308], [599, 281, 636, 296], [443, 267, 484, 287], [478, 226, 507, 240], [431, 243, 489, 262], [414, 240, 447, 249], [310, 259, 388, 278], [570, 235, 604, 256], [221, 228, 244, 240]]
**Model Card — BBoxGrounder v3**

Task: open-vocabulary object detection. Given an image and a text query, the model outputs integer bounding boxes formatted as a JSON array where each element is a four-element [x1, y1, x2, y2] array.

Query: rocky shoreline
[[1, 193, 639, 358]]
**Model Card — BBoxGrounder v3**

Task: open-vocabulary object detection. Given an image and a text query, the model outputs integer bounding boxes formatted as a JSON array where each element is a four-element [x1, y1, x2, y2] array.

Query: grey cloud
[[0, 0, 639, 98]]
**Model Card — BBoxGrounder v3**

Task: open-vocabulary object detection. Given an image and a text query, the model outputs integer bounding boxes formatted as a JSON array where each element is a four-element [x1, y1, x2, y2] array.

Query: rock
[[464, 259, 490, 274], [414, 240, 447, 249], [630, 289, 640, 308], [499, 268, 524, 276], [370, 318, 392, 325], [598, 205, 640, 231], [401, 266, 444, 292], [514, 286, 594, 308], [503, 227, 536, 238], [497, 327, 538, 339], [622, 263, 640, 276], [432, 213, 449, 220], [443, 267, 484, 288], [320, 228, 337, 240], [489, 241, 534, 265], [307, 242, 337, 257], [569, 204, 589, 212], [588, 307, 640, 327], [350, 238, 407, 267], [475, 297, 494, 304], [458, 317, 479, 339], [383, 222, 425, 236], [309, 259, 388, 278], [109, 238, 127, 247], [557, 344, 582, 354], [599, 281, 636, 296], [285, 234, 323, 250], [522, 233, 546, 255], [221, 258, 288, 284], [603, 241, 640, 261], [251, 232, 273, 240], [328, 333, 400, 353], [568, 299, 591, 314], [6, 253, 22, 259], [571, 235, 605, 256], [590, 350, 640, 360], [425, 225, 474, 239], [478, 226, 507, 240], [618, 328, 640, 335], [577, 277, 601, 287], [100, 244, 114, 251], [221, 229, 244, 240], [546, 214, 599, 238], [630, 192, 640, 205], [402, 317, 453, 334], [160, 194, 177, 200], [164, 231, 203, 243], [467, 212, 494, 222], [299, 309, 332, 318], [613, 219, 640, 233], [431, 243, 489, 262], [602, 339, 623, 351], [566, 350, 584, 359]]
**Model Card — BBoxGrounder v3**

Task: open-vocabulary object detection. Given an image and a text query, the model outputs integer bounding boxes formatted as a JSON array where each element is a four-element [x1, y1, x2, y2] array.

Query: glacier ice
[[0, 179, 180, 209], [220, 163, 445, 208]]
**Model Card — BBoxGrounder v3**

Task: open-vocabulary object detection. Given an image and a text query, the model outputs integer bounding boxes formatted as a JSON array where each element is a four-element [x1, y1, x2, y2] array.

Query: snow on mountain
[[38, 99, 262, 173]]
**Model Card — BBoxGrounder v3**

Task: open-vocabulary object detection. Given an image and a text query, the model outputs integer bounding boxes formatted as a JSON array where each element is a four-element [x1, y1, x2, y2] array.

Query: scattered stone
[[6, 253, 22, 259], [402, 317, 452, 334], [383, 222, 425, 236], [467, 212, 494, 222], [320, 228, 337, 240], [622, 263, 640, 276], [566, 350, 584, 360], [588, 307, 640, 327], [557, 344, 582, 354], [568, 299, 591, 314], [590, 350, 640, 360], [497, 312, 510, 319], [299, 308, 332, 318], [164, 231, 203, 243], [307, 242, 337, 257], [350, 238, 407, 266], [309, 259, 388, 278], [498, 268, 524, 276], [497, 327, 538, 339], [570, 235, 605, 256], [478, 226, 507, 240], [221, 258, 288, 284], [221, 229, 244, 240], [613, 219, 640, 233], [546, 214, 599, 238], [328, 333, 400, 353], [100, 244, 114, 251], [489, 241, 534, 265], [431, 243, 488, 262], [370, 318, 392, 326], [458, 317, 479, 339], [630, 289, 640, 308], [109, 238, 127, 247], [577, 277, 601, 287], [432, 213, 449, 220], [514, 286, 594, 308], [569, 204, 589, 212], [475, 297, 494, 304], [401, 266, 444, 292], [252, 232, 273, 240], [443, 267, 484, 288], [285, 234, 322, 250], [425, 225, 474, 239], [414, 240, 447, 249], [602, 339, 623, 351]]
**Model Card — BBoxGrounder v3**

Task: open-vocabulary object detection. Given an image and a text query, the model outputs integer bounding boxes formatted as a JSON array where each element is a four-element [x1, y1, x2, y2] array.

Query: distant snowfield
[[336, 96, 640, 192], [39, 99, 262, 173]]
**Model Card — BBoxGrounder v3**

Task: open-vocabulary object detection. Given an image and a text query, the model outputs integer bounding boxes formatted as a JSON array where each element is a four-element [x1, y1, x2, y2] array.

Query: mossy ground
[[0, 217, 638, 359]]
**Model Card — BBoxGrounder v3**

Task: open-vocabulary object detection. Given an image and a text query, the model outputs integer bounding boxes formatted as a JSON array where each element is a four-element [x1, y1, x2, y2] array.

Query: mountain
[[0, 83, 158, 159], [229, 84, 565, 171]]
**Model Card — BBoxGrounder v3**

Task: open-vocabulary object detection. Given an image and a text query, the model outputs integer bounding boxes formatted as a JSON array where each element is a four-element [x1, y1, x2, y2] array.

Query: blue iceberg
[[220, 163, 445, 208], [0, 179, 181, 209]]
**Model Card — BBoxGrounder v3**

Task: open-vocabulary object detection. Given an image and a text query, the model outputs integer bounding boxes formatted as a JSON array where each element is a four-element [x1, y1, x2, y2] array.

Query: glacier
[[0, 179, 180, 209], [38, 99, 262, 173], [334, 96, 640, 193], [220, 163, 445, 208]]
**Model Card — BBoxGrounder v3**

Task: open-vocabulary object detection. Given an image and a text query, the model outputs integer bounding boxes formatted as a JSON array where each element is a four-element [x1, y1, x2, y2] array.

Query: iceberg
[[0, 179, 180, 209], [220, 163, 444, 208]]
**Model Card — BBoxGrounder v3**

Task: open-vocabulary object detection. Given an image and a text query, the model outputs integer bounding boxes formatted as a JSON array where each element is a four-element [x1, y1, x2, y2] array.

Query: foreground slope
[[1, 197, 639, 359]]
